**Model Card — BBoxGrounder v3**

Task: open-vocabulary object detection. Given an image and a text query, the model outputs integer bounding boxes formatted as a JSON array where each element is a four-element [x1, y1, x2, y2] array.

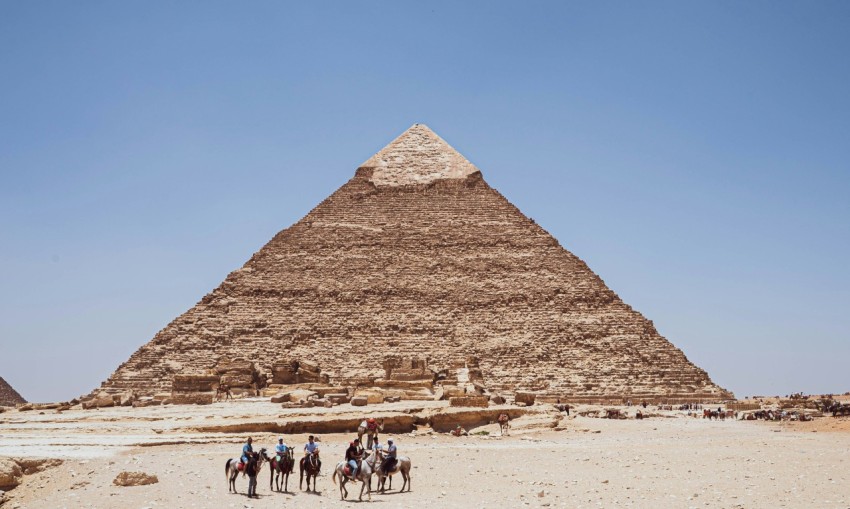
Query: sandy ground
[[2, 402, 849, 509]]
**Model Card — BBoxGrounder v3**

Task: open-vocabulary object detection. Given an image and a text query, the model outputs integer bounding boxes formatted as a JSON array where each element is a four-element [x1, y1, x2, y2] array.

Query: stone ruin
[[0, 376, 26, 407], [90, 124, 732, 404]]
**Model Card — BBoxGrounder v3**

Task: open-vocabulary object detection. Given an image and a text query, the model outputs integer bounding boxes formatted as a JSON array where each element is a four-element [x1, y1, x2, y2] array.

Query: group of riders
[[236, 417, 398, 482]]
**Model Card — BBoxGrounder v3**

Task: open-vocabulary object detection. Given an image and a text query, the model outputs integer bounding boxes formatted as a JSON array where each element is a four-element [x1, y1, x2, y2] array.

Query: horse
[[263, 447, 295, 492], [225, 448, 266, 497], [358, 418, 385, 449], [300, 452, 320, 492], [332, 450, 377, 501], [375, 455, 411, 493], [497, 413, 510, 436]]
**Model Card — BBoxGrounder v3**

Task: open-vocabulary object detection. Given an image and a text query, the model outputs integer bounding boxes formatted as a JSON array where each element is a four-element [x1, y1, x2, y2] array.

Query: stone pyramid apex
[[360, 124, 480, 186]]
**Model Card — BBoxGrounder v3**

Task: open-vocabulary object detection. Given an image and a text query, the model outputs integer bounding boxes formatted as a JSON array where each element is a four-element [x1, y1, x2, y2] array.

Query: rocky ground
[[1, 400, 849, 508]]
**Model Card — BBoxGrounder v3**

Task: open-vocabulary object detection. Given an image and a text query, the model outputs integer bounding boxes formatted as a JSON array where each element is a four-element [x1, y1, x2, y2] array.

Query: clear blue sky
[[1, 2, 848, 402]]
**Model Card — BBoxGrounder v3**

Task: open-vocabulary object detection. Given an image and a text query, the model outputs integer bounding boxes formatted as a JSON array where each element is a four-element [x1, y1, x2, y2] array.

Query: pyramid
[[0, 376, 26, 406], [97, 124, 731, 402]]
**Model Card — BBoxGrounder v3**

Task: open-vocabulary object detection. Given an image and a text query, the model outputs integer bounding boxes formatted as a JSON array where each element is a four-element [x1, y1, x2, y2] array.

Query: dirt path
[[3, 414, 849, 508]]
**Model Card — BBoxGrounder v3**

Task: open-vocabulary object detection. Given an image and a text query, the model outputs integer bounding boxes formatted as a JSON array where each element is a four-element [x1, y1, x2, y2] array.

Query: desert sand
[[1, 400, 848, 509]]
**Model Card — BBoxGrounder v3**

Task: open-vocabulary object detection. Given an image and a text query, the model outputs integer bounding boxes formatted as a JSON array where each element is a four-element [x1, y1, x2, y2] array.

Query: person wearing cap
[[275, 437, 289, 463], [304, 435, 321, 473], [345, 437, 363, 479], [381, 437, 397, 473]]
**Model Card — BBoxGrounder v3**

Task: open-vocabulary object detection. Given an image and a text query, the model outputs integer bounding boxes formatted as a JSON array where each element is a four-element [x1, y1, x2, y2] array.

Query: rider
[[345, 438, 362, 479], [372, 436, 383, 457], [381, 437, 397, 473], [366, 417, 379, 448], [275, 436, 292, 472], [241, 437, 254, 466], [304, 435, 321, 473]]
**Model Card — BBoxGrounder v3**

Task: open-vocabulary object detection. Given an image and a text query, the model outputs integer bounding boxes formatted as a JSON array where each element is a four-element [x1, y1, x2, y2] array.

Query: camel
[[215, 383, 233, 402], [497, 413, 510, 436], [225, 448, 265, 497], [262, 447, 294, 492], [376, 454, 412, 493], [332, 450, 377, 501], [358, 418, 385, 449]]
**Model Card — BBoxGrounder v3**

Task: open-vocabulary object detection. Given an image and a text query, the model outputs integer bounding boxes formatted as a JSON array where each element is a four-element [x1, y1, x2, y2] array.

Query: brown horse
[[300, 453, 320, 491], [263, 448, 294, 492]]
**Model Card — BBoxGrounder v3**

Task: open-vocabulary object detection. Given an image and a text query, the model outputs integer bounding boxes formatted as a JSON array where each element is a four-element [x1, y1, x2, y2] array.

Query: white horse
[[225, 448, 266, 496], [331, 451, 377, 501], [376, 455, 412, 493], [357, 418, 385, 449]]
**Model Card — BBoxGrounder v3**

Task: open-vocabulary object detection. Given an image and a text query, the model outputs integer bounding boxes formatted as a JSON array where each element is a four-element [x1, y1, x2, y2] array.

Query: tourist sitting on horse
[[275, 437, 293, 473], [241, 437, 254, 467], [304, 435, 321, 473], [381, 438, 397, 473], [345, 439, 363, 480]]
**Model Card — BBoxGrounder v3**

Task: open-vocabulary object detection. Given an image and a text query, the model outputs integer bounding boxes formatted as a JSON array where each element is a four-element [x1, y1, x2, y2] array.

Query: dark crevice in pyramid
[[95, 124, 732, 402], [0, 376, 27, 406]]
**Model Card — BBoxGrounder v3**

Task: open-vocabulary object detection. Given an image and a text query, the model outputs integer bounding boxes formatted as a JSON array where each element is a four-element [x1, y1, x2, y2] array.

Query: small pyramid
[[96, 125, 732, 402], [361, 124, 480, 186], [0, 376, 27, 406]]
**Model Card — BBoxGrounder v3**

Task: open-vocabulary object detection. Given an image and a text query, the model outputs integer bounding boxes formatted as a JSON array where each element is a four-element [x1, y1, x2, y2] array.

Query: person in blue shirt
[[304, 435, 321, 473], [275, 437, 287, 461], [381, 438, 397, 473], [241, 437, 254, 465], [275, 437, 293, 473]]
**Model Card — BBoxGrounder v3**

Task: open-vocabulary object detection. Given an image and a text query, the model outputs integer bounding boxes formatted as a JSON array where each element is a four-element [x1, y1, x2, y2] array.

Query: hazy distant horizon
[[2, 2, 848, 402]]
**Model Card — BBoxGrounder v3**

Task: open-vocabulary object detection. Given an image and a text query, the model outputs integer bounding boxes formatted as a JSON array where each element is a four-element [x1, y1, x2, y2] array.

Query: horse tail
[[225, 459, 232, 479], [332, 468, 338, 486]]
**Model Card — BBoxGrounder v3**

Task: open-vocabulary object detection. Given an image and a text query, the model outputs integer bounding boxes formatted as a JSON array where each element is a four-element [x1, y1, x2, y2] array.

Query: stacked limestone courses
[[0, 377, 26, 408], [93, 124, 732, 404]]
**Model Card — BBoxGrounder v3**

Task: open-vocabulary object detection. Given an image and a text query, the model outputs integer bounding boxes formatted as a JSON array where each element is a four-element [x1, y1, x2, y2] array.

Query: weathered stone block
[[515, 392, 537, 406], [449, 396, 489, 408]]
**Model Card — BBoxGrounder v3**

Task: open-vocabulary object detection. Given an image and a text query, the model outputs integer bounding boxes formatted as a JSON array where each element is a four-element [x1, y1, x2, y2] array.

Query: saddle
[[237, 462, 246, 471], [382, 457, 397, 472]]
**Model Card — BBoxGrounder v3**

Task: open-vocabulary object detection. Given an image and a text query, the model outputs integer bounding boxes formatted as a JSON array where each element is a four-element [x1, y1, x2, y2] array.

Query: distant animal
[[226, 448, 266, 496], [300, 451, 321, 491], [332, 450, 378, 501], [263, 447, 294, 492], [497, 413, 510, 436], [358, 418, 385, 449], [216, 383, 233, 402], [606, 409, 621, 419], [376, 454, 412, 493]]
